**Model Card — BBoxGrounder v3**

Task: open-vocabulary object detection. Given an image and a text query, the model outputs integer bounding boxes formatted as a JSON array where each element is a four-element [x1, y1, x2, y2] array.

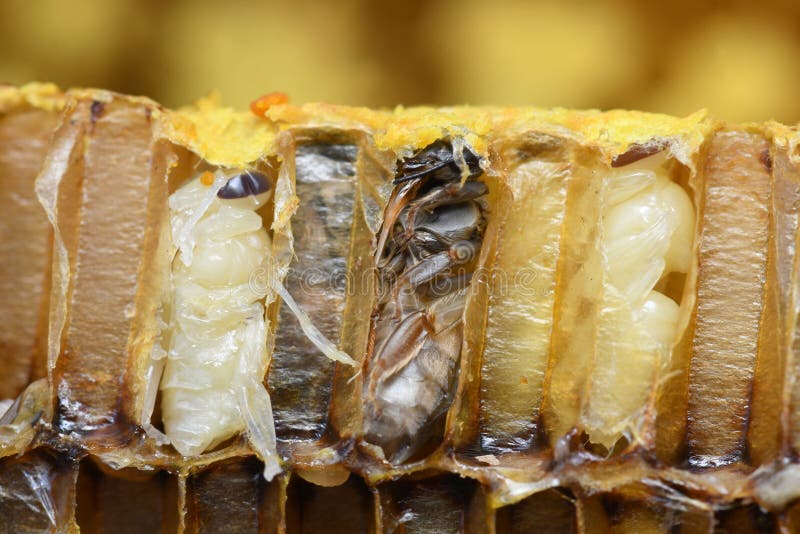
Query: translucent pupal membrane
[[464, 135, 577, 456]]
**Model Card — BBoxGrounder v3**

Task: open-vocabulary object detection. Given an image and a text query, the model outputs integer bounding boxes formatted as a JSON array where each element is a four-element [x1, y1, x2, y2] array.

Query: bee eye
[[216, 171, 271, 199], [394, 139, 483, 184]]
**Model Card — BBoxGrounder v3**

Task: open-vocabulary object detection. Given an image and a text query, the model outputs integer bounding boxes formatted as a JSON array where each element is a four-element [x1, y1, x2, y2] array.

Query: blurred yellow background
[[2, 0, 800, 122]]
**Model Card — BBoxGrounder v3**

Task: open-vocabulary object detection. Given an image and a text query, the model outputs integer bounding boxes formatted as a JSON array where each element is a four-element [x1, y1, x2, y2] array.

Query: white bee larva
[[144, 169, 353, 479], [582, 151, 695, 449]]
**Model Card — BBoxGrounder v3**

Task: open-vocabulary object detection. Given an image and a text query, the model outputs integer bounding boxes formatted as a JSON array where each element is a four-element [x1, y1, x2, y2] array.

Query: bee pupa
[[148, 168, 353, 480]]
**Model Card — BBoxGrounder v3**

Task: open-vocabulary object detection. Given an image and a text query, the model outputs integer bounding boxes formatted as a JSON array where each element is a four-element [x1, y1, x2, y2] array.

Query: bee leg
[[374, 180, 423, 265], [388, 250, 453, 314], [399, 251, 453, 289]]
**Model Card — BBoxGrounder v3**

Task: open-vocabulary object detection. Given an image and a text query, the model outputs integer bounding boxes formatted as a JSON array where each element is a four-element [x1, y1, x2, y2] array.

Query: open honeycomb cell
[[76, 460, 178, 534], [185, 457, 282, 533], [2, 84, 800, 532], [285, 475, 375, 533]]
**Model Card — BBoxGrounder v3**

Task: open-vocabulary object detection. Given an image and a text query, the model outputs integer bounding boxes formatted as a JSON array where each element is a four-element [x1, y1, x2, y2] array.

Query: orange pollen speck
[[250, 92, 289, 117], [200, 171, 215, 186]]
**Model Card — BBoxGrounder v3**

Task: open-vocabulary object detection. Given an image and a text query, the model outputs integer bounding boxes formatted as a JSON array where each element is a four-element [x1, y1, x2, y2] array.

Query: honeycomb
[[1, 84, 800, 533]]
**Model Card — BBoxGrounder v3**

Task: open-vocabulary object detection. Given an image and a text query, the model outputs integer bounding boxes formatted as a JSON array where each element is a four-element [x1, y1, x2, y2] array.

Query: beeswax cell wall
[[0, 105, 58, 400], [40, 94, 167, 448], [685, 131, 771, 467]]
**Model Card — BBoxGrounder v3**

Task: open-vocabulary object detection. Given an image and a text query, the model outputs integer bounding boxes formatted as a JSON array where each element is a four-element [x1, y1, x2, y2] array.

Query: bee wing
[[365, 308, 464, 463], [368, 311, 431, 393], [413, 319, 463, 415], [393, 160, 451, 184]]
